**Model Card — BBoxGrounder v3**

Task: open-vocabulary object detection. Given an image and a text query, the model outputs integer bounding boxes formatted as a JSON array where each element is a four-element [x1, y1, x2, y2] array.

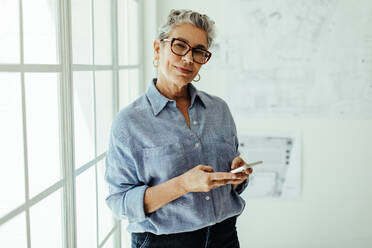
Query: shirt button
[[195, 143, 200, 148], [193, 121, 198, 125], [205, 196, 210, 200]]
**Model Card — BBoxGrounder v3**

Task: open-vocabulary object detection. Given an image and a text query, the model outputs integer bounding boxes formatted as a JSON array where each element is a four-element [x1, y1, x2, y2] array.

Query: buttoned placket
[[188, 105, 216, 223]]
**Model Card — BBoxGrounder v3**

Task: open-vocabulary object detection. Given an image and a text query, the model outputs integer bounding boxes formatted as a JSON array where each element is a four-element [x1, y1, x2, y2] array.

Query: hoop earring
[[193, 74, 200, 82], [153, 59, 159, 68]]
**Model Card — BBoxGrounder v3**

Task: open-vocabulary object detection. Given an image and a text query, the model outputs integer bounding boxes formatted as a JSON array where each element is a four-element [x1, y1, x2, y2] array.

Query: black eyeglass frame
[[160, 38, 212, 64]]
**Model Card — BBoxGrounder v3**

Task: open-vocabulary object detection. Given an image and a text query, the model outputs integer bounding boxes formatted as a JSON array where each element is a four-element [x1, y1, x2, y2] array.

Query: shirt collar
[[146, 78, 206, 116], [188, 82, 207, 109]]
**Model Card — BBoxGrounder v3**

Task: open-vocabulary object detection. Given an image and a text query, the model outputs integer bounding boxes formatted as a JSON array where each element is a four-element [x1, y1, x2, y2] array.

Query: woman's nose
[[182, 50, 194, 64]]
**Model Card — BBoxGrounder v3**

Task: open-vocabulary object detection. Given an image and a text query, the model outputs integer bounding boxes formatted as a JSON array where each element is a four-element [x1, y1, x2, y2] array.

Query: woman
[[105, 9, 253, 248]]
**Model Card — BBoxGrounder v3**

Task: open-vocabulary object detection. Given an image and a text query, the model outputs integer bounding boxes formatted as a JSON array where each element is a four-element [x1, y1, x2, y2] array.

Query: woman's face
[[154, 23, 209, 87]]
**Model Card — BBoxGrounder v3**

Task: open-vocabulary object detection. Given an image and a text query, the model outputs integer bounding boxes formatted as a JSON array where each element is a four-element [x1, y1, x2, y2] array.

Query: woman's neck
[[155, 76, 190, 102]]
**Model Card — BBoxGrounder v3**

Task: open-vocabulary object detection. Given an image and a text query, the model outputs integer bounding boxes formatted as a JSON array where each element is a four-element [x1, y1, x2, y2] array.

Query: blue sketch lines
[[220, 0, 372, 119]]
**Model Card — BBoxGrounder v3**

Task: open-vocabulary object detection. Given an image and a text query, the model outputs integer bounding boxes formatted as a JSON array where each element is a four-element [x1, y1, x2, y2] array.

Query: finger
[[211, 180, 227, 188], [241, 167, 253, 175], [232, 173, 249, 182], [198, 165, 214, 172], [229, 174, 248, 182], [211, 179, 236, 188], [213, 179, 244, 185], [232, 172, 249, 179], [211, 172, 237, 180], [235, 172, 247, 178]]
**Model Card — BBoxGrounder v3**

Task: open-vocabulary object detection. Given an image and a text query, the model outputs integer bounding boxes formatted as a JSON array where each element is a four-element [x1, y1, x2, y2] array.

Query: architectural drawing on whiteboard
[[239, 132, 302, 199], [215, 0, 372, 119]]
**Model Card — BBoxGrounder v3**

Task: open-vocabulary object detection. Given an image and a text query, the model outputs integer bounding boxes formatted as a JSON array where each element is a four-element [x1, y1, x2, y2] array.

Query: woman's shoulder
[[116, 95, 148, 117], [111, 95, 150, 133], [197, 89, 230, 110]]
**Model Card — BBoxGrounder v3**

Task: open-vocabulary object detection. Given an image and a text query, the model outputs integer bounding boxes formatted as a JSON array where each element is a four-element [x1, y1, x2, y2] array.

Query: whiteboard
[[238, 131, 302, 200], [209, 0, 372, 119]]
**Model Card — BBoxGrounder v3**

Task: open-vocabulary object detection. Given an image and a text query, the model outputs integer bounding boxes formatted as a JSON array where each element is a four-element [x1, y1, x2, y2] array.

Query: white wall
[[143, 0, 372, 247], [235, 119, 372, 247], [142, 0, 157, 89]]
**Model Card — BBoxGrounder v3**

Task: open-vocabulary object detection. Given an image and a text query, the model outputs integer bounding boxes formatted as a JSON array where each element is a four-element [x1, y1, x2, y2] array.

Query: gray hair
[[157, 9, 216, 48]]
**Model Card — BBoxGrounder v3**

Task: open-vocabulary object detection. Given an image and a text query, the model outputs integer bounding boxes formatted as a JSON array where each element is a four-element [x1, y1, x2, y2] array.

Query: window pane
[[29, 190, 62, 248], [0, 212, 27, 247], [0, 73, 25, 217], [94, 0, 112, 65], [121, 220, 131, 248], [71, 0, 93, 64], [101, 232, 114, 248], [0, 0, 20, 63], [73, 72, 95, 169], [23, 0, 59, 64], [118, 0, 139, 65], [97, 161, 114, 243], [119, 69, 139, 109], [25, 73, 61, 197], [95, 71, 113, 155], [76, 166, 97, 248]]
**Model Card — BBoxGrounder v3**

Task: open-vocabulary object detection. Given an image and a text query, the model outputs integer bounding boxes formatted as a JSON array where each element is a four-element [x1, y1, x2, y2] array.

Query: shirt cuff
[[235, 178, 249, 194], [124, 185, 149, 222]]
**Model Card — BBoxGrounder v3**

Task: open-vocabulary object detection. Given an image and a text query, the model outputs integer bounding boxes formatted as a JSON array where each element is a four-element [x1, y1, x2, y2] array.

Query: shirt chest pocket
[[212, 134, 239, 172], [142, 142, 189, 184]]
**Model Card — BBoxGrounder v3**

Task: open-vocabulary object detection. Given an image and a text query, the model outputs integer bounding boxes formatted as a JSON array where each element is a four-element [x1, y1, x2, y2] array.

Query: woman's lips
[[174, 66, 193, 74]]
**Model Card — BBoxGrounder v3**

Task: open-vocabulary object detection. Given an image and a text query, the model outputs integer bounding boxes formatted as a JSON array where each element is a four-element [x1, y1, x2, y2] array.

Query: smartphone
[[230, 161, 263, 173]]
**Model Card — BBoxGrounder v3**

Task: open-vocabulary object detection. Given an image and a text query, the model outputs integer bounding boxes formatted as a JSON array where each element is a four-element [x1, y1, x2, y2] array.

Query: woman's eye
[[194, 50, 205, 56], [175, 43, 186, 49]]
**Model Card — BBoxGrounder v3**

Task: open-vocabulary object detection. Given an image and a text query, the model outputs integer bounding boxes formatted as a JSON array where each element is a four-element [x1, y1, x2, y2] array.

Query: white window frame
[[0, 0, 144, 247]]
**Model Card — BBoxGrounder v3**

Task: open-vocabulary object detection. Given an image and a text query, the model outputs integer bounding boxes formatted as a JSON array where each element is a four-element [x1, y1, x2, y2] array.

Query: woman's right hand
[[178, 165, 240, 193]]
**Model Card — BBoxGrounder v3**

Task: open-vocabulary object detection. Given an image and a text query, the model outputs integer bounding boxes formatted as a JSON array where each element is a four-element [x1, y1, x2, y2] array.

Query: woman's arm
[[144, 164, 240, 214], [144, 175, 186, 214]]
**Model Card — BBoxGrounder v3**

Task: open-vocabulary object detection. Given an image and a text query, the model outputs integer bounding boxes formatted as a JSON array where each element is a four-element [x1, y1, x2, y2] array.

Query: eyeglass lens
[[171, 39, 210, 64]]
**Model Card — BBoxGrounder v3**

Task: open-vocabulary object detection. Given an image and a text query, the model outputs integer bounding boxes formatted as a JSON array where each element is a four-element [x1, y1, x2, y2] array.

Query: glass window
[[0, 0, 141, 247], [101, 233, 115, 248], [0, 0, 20, 63], [25, 73, 61, 197], [0, 73, 25, 217], [75, 166, 97, 248], [29, 190, 63, 248], [122, 219, 131, 248], [73, 72, 95, 169], [0, 213, 27, 247], [119, 69, 140, 109], [94, 0, 112, 65], [118, 0, 139, 65], [22, 0, 59, 64], [71, 0, 93, 65], [95, 71, 114, 156], [97, 161, 114, 243]]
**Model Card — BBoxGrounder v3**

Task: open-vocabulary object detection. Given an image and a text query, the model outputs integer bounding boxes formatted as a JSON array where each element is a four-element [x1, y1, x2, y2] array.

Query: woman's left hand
[[230, 156, 253, 190]]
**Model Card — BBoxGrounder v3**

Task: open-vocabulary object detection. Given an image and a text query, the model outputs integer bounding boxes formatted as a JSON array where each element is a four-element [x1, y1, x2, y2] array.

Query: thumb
[[231, 156, 244, 169]]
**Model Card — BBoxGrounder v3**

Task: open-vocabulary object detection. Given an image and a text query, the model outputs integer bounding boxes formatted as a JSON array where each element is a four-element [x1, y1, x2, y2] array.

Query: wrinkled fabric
[[105, 79, 248, 235]]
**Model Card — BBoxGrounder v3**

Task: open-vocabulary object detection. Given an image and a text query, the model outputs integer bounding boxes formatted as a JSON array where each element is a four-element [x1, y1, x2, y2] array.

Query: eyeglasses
[[161, 38, 212, 64]]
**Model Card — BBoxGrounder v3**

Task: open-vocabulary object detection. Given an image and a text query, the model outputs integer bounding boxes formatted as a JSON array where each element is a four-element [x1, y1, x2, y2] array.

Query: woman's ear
[[153, 40, 160, 60]]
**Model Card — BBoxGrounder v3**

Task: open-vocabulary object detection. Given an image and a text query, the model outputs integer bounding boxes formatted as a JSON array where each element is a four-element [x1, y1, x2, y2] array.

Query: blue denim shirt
[[105, 79, 248, 235]]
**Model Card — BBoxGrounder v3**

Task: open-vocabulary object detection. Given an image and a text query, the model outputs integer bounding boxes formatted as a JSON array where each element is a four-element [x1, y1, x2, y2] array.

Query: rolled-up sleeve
[[104, 128, 148, 222], [235, 178, 249, 194]]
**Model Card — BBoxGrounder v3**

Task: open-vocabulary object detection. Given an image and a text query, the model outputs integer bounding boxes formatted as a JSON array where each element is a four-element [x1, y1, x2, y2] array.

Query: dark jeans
[[131, 216, 240, 248]]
